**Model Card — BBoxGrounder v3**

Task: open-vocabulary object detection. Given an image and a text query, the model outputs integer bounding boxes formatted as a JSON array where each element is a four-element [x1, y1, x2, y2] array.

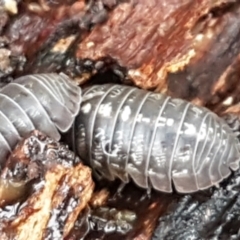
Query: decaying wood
[[1, 0, 240, 239], [1, 1, 240, 113], [0, 130, 94, 240], [85, 183, 173, 240], [75, 0, 240, 113]]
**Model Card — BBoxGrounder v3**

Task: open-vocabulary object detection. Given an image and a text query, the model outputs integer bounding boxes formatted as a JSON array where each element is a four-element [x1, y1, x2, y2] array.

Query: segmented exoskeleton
[[74, 84, 240, 193], [0, 73, 81, 169], [1, 74, 239, 194]]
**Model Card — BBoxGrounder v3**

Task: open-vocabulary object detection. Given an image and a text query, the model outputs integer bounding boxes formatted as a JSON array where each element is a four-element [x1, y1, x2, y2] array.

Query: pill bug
[[0, 73, 81, 169], [74, 84, 240, 193]]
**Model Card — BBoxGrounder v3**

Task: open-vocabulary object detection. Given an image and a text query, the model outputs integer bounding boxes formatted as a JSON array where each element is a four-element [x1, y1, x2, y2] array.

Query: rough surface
[[1, 0, 240, 239], [85, 182, 172, 240], [1, 0, 240, 114], [152, 169, 240, 239], [0, 130, 94, 240], [1, 0, 122, 83], [75, 0, 240, 110]]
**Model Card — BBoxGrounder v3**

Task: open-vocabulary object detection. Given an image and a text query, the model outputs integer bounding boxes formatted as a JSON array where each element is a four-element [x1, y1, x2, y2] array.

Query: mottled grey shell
[[0, 73, 81, 168], [75, 84, 240, 193]]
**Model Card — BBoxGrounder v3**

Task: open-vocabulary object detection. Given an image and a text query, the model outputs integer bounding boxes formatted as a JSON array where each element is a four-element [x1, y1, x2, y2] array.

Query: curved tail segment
[[0, 73, 82, 168]]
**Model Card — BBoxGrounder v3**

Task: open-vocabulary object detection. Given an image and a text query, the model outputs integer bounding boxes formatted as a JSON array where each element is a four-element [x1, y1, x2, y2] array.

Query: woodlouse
[[0, 73, 81, 169], [74, 84, 240, 193], [0, 74, 239, 194]]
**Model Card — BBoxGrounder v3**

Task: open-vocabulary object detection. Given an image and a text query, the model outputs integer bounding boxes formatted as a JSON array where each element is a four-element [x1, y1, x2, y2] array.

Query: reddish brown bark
[[75, 1, 240, 114], [0, 130, 94, 240], [1, 1, 240, 239]]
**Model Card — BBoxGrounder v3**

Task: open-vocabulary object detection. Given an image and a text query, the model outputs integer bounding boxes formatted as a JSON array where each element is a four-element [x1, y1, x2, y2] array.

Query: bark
[[0, 130, 94, 240], [2, 0, 240, 112], [1, 0, 240, 239]]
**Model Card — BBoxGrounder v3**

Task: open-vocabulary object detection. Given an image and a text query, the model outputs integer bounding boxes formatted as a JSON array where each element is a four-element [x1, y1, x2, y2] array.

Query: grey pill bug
[[0, 73, 81, 169], [75, 84, 240, 193]]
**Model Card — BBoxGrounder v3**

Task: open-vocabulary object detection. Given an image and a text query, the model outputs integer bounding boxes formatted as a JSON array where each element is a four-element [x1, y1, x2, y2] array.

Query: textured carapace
[[0, 73, 81, 168], [75, 84, 240, 193]]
